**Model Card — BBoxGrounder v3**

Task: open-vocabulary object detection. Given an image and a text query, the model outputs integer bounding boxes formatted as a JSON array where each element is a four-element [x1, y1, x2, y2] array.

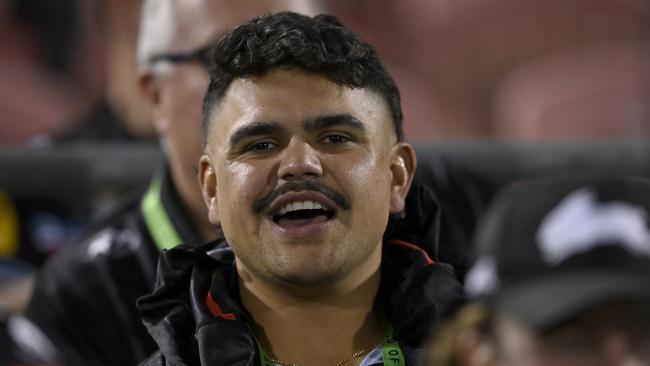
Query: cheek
[[168, 90, 203, 126], [164, 72, 210, 166], [166, 69, 208, 126], [165, 80, 204, 128], [217, 162, 266, 223], [181, 126, 204, 160], [166, 99, 205, 169], [340, 153, 393, 210]]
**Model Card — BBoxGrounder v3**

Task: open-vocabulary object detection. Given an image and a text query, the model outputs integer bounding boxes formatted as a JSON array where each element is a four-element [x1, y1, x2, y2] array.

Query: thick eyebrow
[[229, 121, 286, 147], [303, 114, 366, 133]]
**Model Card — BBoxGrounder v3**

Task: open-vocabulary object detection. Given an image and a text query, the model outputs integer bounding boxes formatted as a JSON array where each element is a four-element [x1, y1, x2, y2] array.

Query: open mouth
[[271, 200, 335, 228]]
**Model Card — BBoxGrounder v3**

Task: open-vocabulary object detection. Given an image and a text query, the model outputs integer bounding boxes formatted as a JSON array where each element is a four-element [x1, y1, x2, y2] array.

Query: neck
[[169, 161, 216, 242], [239, 249, 385, 366]]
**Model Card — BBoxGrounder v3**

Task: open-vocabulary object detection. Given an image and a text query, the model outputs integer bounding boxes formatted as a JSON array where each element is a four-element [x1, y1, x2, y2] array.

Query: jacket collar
[[381, 241, 462, 347], [137, 240, 462, 365]]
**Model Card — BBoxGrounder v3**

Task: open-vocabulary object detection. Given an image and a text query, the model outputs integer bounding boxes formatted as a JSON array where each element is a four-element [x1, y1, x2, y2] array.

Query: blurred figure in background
[[101, 0, 155, 139], [0, 0, 153, 145], [6, 1, 319, 365], [327, 0, 650, 141], [0, 3, 106, 360], [0, 0, 155, 281], [428, 176, 650, 365], [492, 42, 650, 139], [0, 0, 103, 144]]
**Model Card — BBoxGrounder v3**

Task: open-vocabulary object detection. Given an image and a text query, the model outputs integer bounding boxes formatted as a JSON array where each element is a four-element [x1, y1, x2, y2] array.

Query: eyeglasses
[[148, 44, 215, 70]]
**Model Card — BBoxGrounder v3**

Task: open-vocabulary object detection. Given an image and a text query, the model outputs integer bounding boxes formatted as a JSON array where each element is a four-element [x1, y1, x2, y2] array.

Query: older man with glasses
[[14, 1, 318, 366]]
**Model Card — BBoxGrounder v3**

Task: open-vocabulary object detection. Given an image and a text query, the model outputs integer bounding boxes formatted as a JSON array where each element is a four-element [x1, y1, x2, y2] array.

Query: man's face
[[200, 68, 414, 287], [493, 302, 650, 366], [141, 0, 317, 225]]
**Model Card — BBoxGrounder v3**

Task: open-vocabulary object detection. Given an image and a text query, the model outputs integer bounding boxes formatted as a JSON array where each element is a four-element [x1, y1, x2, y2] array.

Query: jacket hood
[[382, 241, 462, 347], [137, 242, 257, 366]]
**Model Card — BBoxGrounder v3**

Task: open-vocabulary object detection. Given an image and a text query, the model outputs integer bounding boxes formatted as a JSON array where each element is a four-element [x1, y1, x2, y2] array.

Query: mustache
[[253, 181, 351, 214]]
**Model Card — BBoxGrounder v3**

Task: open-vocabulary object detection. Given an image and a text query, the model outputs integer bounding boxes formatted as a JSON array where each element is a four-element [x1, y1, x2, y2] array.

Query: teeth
[[278, 200, 326, 214]]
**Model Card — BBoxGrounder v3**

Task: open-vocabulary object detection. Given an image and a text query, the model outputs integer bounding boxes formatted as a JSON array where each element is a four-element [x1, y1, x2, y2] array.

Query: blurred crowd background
[[0, 0, 649, 363], [2, 0, 649, 145], [1, 0, 649, 309]]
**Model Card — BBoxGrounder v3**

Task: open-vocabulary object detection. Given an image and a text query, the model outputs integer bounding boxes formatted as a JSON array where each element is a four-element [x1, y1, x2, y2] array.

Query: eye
[[321, 134, 350, 144], [247, 141, 278, 152]]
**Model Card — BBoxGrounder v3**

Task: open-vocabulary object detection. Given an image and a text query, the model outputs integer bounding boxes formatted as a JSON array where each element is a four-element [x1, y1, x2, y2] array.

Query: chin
[[271, 265, 343, 288]]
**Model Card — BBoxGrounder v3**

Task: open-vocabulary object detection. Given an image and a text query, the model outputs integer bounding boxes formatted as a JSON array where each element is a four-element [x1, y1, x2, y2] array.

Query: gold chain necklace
[[269, 344, 377, 366]]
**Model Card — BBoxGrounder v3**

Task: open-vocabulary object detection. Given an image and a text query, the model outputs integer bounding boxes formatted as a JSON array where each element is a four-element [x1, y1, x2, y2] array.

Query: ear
[[455, 328, 498, 366], [138, 71, 169, 134], [199, 154, 219, 225], [389, 142, 417, 214]]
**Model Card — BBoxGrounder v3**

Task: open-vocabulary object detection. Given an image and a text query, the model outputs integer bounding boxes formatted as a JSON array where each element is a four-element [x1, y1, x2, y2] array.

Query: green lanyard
[[379, 327, 405, 366], [141, 174, 183, 251], [257, 325, 405, 366]]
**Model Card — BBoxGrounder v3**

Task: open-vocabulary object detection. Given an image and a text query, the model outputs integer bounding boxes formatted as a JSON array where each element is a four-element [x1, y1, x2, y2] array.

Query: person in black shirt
[[13, 2, 318, 365], [137, 12, 472, 366], [429, 176, 650, 366]]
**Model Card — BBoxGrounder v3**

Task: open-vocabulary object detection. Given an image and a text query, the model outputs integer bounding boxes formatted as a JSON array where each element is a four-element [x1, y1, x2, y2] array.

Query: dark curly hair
[[202, 12, 403, 143]]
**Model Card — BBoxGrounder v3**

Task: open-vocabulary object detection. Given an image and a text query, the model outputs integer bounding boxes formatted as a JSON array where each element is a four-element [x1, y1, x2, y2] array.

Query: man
[[432, 176, 650, 366], [138, 12, 463, 365], [15, 1, 319, 365]]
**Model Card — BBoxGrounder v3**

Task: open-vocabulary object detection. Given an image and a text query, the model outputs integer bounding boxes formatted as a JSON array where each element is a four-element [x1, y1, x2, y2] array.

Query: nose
[[277, 139, 323, 181]]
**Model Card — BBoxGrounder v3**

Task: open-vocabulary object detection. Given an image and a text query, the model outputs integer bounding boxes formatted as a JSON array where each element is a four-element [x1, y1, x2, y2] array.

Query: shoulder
[[23, 202, 162, 364], [26, 203, 159, 314], [44, 206, 155, 279]]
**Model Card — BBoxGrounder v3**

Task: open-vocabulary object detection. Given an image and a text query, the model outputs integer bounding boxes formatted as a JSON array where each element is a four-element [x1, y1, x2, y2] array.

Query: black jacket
[[22, 167, 204, 366], [137, 240, 463, 366], [135, 156, 492, 365], [15, 156, 492, 366]]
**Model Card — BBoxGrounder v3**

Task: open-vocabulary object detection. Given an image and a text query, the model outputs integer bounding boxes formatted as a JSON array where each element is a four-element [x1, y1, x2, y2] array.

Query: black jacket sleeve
[[23, 213, 159, 366]]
